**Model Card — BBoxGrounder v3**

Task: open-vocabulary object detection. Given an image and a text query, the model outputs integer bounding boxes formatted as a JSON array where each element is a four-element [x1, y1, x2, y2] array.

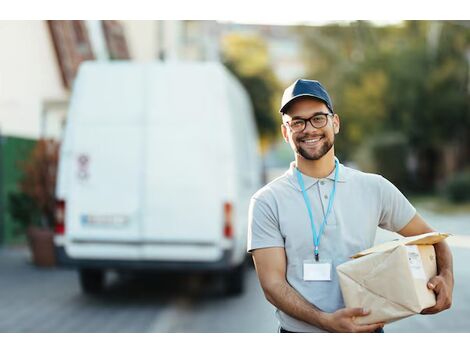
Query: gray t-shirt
[[247, 160, 416, 332]]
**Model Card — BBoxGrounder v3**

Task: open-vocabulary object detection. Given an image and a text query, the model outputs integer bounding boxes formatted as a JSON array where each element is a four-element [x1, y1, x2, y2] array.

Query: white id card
[[303, 259, 332, 281]]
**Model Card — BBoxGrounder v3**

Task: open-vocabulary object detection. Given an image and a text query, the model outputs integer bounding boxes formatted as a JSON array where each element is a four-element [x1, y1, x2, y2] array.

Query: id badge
[[303, 259, 332, 281]]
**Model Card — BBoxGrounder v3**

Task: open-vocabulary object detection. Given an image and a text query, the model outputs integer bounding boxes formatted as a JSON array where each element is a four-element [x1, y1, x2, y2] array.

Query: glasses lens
[[311, 115, 327, 128], [290, 120, 305, 132]]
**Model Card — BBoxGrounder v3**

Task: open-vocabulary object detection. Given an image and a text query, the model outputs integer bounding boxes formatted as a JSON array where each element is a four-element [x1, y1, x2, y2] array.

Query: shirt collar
[[286, 158, 348, 191]]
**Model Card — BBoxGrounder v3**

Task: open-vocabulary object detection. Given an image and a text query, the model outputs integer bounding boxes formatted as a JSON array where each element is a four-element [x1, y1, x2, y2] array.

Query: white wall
[[0, 20, 222, 139], [86, 20, 109, 61], [121, 21, 159, 62], [0, 21, 68, 139]]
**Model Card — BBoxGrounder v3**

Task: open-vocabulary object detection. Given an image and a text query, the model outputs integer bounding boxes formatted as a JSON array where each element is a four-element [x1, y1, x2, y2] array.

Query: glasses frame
[[284, 112, 334, 133]]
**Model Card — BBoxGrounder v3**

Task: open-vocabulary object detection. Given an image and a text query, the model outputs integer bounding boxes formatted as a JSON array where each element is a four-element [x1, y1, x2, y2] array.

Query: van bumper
[[55, 245, 236, 272]]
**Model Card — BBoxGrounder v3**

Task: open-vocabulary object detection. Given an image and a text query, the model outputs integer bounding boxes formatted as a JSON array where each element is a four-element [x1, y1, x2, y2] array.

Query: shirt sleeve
[[378, 176, 416, 232], [247, 196, 285, 253]]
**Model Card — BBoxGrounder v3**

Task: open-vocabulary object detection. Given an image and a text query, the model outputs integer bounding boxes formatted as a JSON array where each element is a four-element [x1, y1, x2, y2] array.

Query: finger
[[355, 322, 385, 333], [427, 276, 443, 292], [435, 286, 448, 306], [430, 287, 451, 312], [421, 303, 446, 315], [421, 287, 449, 314], [346, 307, 371, 317], [421, 306, 439, 315]]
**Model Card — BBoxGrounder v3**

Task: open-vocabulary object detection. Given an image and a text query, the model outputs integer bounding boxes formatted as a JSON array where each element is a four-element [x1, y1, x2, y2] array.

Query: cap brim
[[280, 94, 331, 113]]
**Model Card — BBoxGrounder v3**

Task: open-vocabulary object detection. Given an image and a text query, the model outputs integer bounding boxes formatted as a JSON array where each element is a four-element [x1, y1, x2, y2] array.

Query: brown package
[[336, 232, 450, 325]]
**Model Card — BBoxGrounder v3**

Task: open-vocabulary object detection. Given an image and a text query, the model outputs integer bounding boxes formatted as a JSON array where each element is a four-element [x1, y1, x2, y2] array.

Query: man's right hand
[[322, 308, 385, 333]]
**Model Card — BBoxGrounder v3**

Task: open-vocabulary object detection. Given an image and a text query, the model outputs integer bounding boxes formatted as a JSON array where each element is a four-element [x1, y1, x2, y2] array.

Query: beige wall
[[0, 20, 219, 138], [0, 21, 68, 139], [0, 20, 159, 139], [121, 21, 159, 61]]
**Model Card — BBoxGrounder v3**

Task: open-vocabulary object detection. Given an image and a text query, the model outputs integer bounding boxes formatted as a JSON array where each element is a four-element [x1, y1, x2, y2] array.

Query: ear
[[333, 114, 340, 134], [281, 124, 290, 143]]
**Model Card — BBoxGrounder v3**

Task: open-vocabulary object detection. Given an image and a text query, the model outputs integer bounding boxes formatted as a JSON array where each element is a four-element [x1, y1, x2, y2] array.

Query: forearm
[[398, 213, 453, 283], [434, 240, 454, 283], [264, 280, 329, 330]]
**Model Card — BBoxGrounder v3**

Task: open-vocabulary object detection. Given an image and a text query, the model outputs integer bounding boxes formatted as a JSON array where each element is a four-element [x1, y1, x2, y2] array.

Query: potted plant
[[8, 139, 59, 267]]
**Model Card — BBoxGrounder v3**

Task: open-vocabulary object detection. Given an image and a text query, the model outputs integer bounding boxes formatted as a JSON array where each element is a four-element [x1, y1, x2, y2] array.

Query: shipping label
[[406, 245, 426, 280]]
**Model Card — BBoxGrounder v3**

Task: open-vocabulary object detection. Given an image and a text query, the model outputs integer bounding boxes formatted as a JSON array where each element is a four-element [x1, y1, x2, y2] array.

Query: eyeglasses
[[285, 113, 334, 133]]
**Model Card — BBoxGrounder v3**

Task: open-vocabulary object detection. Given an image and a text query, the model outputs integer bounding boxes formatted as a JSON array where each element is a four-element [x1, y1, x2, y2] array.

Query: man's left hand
[[421, 273, 453, 314]]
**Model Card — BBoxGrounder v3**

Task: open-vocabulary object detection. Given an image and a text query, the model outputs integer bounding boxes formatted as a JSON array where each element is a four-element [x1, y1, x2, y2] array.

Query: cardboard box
[[336, 232, 450, 325]]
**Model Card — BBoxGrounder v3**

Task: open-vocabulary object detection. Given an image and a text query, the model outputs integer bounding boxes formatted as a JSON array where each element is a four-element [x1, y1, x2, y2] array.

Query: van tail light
[[55, 199, 66, 235], [223, 202, 233, 239]]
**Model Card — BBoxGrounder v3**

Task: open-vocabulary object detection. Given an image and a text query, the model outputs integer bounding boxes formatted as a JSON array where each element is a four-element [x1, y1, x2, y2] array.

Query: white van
[[54, 61, 262, 295]]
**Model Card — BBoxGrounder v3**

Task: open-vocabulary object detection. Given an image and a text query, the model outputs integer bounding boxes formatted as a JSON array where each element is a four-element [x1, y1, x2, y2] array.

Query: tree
[[297, 21, 470, 191], [221, 33, 282, 150]]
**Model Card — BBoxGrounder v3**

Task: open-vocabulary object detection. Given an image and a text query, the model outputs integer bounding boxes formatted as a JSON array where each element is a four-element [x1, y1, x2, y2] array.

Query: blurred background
[[0, 20, 469, 333]]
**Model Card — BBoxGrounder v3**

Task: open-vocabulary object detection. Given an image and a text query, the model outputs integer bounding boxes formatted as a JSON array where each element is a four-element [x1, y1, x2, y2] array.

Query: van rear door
[[64, 63, 145, 244], [141, 64, 230, 248]]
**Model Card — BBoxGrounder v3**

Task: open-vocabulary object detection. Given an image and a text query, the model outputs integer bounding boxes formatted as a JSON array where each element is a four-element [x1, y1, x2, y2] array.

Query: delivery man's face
[[281, 97, 340, 161]]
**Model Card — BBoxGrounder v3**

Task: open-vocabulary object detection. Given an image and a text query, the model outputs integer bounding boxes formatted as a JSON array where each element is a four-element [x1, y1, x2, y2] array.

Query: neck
[[295, 147, 336, 179]]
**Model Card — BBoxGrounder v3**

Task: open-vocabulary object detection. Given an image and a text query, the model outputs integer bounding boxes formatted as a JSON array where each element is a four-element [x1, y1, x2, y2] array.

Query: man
[[247, 79, 454, 333]]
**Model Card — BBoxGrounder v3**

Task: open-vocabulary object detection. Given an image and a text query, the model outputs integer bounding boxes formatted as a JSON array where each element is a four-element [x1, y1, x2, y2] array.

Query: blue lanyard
[[295, 158, 339, 261]]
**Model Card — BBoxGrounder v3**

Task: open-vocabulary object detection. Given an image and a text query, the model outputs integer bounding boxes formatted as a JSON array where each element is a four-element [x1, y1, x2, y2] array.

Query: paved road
[[0, 247, 167, 332], [0, 247, 276, 333], [0, 207, 469, 333]]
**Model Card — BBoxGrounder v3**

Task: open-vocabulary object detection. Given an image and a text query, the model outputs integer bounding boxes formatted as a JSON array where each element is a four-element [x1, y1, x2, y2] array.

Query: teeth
[[304, 138, 321, 143]]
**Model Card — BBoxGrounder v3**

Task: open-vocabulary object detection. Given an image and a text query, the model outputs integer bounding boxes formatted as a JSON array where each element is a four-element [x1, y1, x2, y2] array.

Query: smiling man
[[247, 79, 454, 333]]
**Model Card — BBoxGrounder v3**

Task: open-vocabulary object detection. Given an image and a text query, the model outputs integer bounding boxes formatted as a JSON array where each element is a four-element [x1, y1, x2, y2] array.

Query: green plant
[[7, 192, 41, 233], [443, 169, 470, 203], [8, 139, 59, 230]]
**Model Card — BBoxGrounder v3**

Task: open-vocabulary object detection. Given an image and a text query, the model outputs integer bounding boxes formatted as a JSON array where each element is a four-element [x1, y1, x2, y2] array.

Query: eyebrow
[[290, 111, 330, 120]]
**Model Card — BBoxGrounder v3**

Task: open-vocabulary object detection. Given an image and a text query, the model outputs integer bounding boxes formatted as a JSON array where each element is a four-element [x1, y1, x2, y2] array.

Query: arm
[[252, 247, 384, 332], [398, 213, 454, 314]]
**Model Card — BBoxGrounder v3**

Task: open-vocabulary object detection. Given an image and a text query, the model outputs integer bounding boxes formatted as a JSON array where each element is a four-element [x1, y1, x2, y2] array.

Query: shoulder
[[343, 165, 384, 183], [342, 165, 391, 193], [251, 172, 292, 205]]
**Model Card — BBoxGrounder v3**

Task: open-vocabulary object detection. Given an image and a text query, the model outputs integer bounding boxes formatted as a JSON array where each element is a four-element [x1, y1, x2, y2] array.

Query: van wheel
[[79, 268, 105, 294], [224, 264, 245, 296]]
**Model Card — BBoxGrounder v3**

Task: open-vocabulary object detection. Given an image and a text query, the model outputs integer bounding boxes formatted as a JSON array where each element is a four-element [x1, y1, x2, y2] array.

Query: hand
[[322, 308, 385, 333], [421, 274, 453, 314]]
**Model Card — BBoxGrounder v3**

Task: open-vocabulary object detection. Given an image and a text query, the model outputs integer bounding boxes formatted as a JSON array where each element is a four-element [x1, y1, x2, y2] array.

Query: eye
[[291, 120, 304, 127]]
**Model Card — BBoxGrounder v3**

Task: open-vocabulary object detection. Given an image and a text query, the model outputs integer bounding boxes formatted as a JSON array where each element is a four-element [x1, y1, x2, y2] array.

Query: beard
[[294, 134, 334, 161]]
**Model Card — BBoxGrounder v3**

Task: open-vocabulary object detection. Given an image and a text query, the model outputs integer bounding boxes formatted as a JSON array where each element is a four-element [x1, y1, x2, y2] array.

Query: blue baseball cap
[[280, 79, 334, 114]]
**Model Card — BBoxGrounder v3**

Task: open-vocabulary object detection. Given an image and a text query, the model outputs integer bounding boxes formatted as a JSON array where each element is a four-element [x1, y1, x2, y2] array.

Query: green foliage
[[297, 21, 470, 191], [7, 139, 59, 231], [370, 133, 410, 190], [383, 22, 469, 150], [443, 169, 470, 203], [7, 192, 41, 233], [353, 132, 410, 190], [221, 34, 282, 144]]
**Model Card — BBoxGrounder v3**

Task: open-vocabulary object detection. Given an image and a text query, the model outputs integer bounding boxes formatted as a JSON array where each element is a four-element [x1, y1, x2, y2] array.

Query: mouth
[[299, 136, 324, 146]]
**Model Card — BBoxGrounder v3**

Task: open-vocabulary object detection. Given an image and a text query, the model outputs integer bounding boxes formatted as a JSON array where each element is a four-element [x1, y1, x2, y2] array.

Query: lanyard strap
[[295, 158, 339, 261]]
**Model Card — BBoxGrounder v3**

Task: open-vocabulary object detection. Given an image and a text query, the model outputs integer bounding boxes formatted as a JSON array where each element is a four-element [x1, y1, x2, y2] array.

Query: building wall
[[121, 20, 221, 62], [121, 21, 159, 61], [182, 21, 221, 62], [0, 20, 230, 139], [0, 21, 68, 139]]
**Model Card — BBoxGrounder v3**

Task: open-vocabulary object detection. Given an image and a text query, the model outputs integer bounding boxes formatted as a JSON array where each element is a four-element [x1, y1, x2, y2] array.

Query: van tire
[[79, 268, 105, 294], [224, 264, 245, 296]]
